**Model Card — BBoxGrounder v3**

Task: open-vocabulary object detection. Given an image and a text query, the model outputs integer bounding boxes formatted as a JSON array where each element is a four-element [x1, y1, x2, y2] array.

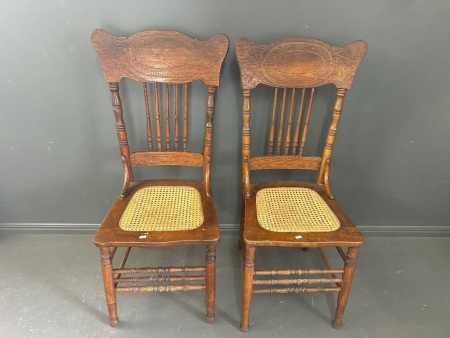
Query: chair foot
[[332, 320, 342, 329], [240, 323, 249, 332], [107, 303, 119, 327], [206, 315, 215, 324], [107, 302, 119, 327]]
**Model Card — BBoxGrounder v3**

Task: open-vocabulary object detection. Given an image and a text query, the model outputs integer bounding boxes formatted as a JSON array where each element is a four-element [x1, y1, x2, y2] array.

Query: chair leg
[[332, 247, 359, 328], [205, 244, 217, 323], [240, 245, 255, 332], [99, 246, 119, 327]]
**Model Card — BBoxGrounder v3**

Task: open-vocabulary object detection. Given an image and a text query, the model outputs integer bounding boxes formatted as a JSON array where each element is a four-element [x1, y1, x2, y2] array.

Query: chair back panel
[[235, 37, 367, 90], [91, 29, 229, 85]]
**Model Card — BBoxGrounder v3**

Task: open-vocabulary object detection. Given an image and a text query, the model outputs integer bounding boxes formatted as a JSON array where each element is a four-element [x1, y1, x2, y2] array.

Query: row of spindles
[[143, 82, 189, 152], [142, 84, 315, 156], [267, 87, 315, 156], [113, 264, 207, 293]]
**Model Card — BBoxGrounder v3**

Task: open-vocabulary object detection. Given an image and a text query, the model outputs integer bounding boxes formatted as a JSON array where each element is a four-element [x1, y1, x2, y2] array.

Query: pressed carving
[[91, 29, 228, 85], [235, 37, 367, 89]]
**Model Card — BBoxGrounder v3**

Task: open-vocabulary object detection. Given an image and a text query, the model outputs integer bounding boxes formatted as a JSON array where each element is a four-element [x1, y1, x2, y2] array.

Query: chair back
[[91, 30, 229, 196], [235, 37, 367, 197]]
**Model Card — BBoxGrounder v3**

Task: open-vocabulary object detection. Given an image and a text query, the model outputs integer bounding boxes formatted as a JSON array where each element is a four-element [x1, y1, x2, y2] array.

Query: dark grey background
[[1, 1, 449, 233]]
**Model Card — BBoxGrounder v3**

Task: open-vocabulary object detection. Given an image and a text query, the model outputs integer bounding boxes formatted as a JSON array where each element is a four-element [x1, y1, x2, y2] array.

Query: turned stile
[[109, 82, 133, 197], [203, 86, 217, 196], [318, 88, 346, 186], [242, 89, 251, 198]]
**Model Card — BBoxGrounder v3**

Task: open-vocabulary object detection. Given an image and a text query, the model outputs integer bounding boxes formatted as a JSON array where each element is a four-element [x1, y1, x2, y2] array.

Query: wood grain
[[235, 37, 367, 89], [91, 29, 228, 85]]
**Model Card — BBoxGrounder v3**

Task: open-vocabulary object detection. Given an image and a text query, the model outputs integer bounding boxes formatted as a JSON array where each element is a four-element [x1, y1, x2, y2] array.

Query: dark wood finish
[[240, 245, 255, 332], [235, 36, 367, 331], [235, 37, 366, 89], [91, 29, 228, 85], [91, 29, 228, 327], [99, 247, 118, 327]]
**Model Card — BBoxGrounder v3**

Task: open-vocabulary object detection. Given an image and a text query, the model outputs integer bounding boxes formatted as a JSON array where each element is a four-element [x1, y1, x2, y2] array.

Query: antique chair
[[91, 29, 229, 326], [235, 36, 367, 331]]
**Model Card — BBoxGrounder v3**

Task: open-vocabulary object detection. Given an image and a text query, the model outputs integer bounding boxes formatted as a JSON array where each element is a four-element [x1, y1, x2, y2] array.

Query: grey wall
[[1, 1, 450, 233]]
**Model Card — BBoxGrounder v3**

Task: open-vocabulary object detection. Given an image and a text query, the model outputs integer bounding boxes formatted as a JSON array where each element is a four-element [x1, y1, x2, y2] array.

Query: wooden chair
[[235, 36, 367, 331], [91, 29, 229, 326]]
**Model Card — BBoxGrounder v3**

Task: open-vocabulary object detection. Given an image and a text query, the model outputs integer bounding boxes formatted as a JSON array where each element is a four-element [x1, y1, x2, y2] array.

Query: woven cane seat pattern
[[119, 186, 204, 231], [256, 187, 340, 232]]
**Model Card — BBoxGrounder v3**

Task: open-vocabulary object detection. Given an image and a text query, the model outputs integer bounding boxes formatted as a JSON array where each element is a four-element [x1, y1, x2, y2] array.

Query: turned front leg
[[100, 246, 118, 327], [240, 245, 255, 332], [205, 244, 217, 323], [333, 247, 359, 328]]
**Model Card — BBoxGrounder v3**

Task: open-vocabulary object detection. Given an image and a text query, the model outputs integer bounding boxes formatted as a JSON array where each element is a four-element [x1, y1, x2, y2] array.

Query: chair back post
[[203, 85, 217, 196], [108, 82, 134, 197], [316, 87, 346, 186], [242, 88, 252, 198]]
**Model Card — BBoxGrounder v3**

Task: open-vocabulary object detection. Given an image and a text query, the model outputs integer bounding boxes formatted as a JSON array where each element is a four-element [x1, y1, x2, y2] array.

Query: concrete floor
[[0, 232, 449, 338]]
